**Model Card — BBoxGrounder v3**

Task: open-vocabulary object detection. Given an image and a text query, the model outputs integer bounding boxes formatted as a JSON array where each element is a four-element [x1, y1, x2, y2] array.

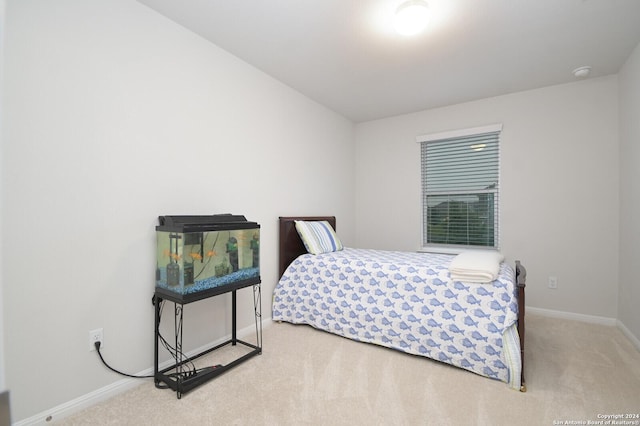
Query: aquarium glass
[[156, 228, 260, 297]]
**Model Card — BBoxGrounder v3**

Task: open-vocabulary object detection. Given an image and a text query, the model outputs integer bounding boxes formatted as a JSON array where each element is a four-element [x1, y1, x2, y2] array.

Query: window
[[418, 124, 501, 251]]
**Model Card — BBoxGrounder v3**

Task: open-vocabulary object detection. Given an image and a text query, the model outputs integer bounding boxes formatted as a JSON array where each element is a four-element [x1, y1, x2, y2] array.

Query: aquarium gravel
[[157, 267, 260, 295]]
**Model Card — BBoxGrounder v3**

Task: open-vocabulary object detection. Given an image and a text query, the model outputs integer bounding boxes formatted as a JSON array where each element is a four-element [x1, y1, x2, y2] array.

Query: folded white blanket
[[449, 250, 504, 283]]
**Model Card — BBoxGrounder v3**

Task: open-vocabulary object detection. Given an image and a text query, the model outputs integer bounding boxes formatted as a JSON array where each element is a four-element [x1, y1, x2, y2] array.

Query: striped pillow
[[294, 220, 343, 255]]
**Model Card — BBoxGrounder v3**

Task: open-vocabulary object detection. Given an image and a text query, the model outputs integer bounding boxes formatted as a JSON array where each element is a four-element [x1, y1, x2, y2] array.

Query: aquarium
[[156, 215, 260, 303]]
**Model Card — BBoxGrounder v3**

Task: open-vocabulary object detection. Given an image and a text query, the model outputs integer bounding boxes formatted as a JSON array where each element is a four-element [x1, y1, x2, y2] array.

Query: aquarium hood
[[157, 214, 259, 233]]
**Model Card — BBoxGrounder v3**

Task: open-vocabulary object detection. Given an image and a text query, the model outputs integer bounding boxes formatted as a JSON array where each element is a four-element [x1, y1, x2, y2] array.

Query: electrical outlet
[[548, 276, 558, 289], [89, 328, 103, 351]]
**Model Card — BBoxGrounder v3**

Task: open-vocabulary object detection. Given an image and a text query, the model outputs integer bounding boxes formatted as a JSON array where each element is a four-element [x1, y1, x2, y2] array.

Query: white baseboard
[[14, 319, 272, 426], [527, 306, 640, 352], [616, 319, 640, 352], [16, 375, 146, 426], [526, 306, 617, 326]]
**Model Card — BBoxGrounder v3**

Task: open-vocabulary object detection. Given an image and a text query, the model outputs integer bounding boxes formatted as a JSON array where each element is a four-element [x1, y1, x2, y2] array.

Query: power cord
[[95, 297, 222, 386], [94, 333, 216, 383], [94, 341, 154, 379]]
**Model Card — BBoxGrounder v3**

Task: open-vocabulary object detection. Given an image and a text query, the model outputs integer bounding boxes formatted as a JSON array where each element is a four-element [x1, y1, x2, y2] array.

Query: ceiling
[[137, 0, 640, 123]]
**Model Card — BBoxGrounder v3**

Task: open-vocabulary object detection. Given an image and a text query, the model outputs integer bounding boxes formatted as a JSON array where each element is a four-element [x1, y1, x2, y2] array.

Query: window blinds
[[420, 130, 500, 249]]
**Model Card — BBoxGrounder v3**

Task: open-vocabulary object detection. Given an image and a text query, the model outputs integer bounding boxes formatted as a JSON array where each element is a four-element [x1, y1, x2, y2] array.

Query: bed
[[272, 216, 527, 391]]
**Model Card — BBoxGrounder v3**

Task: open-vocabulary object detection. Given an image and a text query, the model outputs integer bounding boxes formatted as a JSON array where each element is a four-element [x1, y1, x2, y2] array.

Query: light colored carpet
[[57, 314, 640, 425]]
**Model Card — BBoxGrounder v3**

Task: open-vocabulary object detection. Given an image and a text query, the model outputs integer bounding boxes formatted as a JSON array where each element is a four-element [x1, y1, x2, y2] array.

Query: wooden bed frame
[[278, 216, 527, 391]]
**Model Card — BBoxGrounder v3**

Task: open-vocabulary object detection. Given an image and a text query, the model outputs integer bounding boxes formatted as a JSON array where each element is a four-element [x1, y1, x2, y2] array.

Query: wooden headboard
[[278, 216, 336, 278]]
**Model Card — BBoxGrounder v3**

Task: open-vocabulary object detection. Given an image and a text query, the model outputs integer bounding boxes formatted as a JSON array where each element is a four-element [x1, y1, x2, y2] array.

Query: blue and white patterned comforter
[[272, 248, 522, 389]]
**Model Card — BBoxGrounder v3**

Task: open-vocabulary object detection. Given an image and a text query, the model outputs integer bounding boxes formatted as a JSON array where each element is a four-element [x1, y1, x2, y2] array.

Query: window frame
[[416, 124, 502, 254]]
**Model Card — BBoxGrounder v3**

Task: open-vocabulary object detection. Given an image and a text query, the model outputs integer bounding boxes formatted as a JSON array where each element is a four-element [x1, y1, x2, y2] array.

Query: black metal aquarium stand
[[153, 280, 262, 399]]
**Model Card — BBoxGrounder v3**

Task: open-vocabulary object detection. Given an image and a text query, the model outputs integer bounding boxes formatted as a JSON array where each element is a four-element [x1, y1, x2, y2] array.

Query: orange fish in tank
[[170, 253, 182, 261], [206, 250, 217, 258], [162, 249, 171, 258], [189, 252, 202, 260]]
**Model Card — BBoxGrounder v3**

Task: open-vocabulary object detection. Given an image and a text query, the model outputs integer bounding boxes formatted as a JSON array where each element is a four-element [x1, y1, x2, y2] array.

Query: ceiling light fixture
[[394, 0, 430, 36], [572, 66, 591, 78]]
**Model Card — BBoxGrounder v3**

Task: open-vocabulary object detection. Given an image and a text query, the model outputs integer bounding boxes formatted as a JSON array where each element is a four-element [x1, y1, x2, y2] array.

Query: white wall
[[618, 41, 640, 342], [1, 0, 354, 421], [0, 0, 6, 395], [355, 76, 620, 320], [2, 0, 636, 421]]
